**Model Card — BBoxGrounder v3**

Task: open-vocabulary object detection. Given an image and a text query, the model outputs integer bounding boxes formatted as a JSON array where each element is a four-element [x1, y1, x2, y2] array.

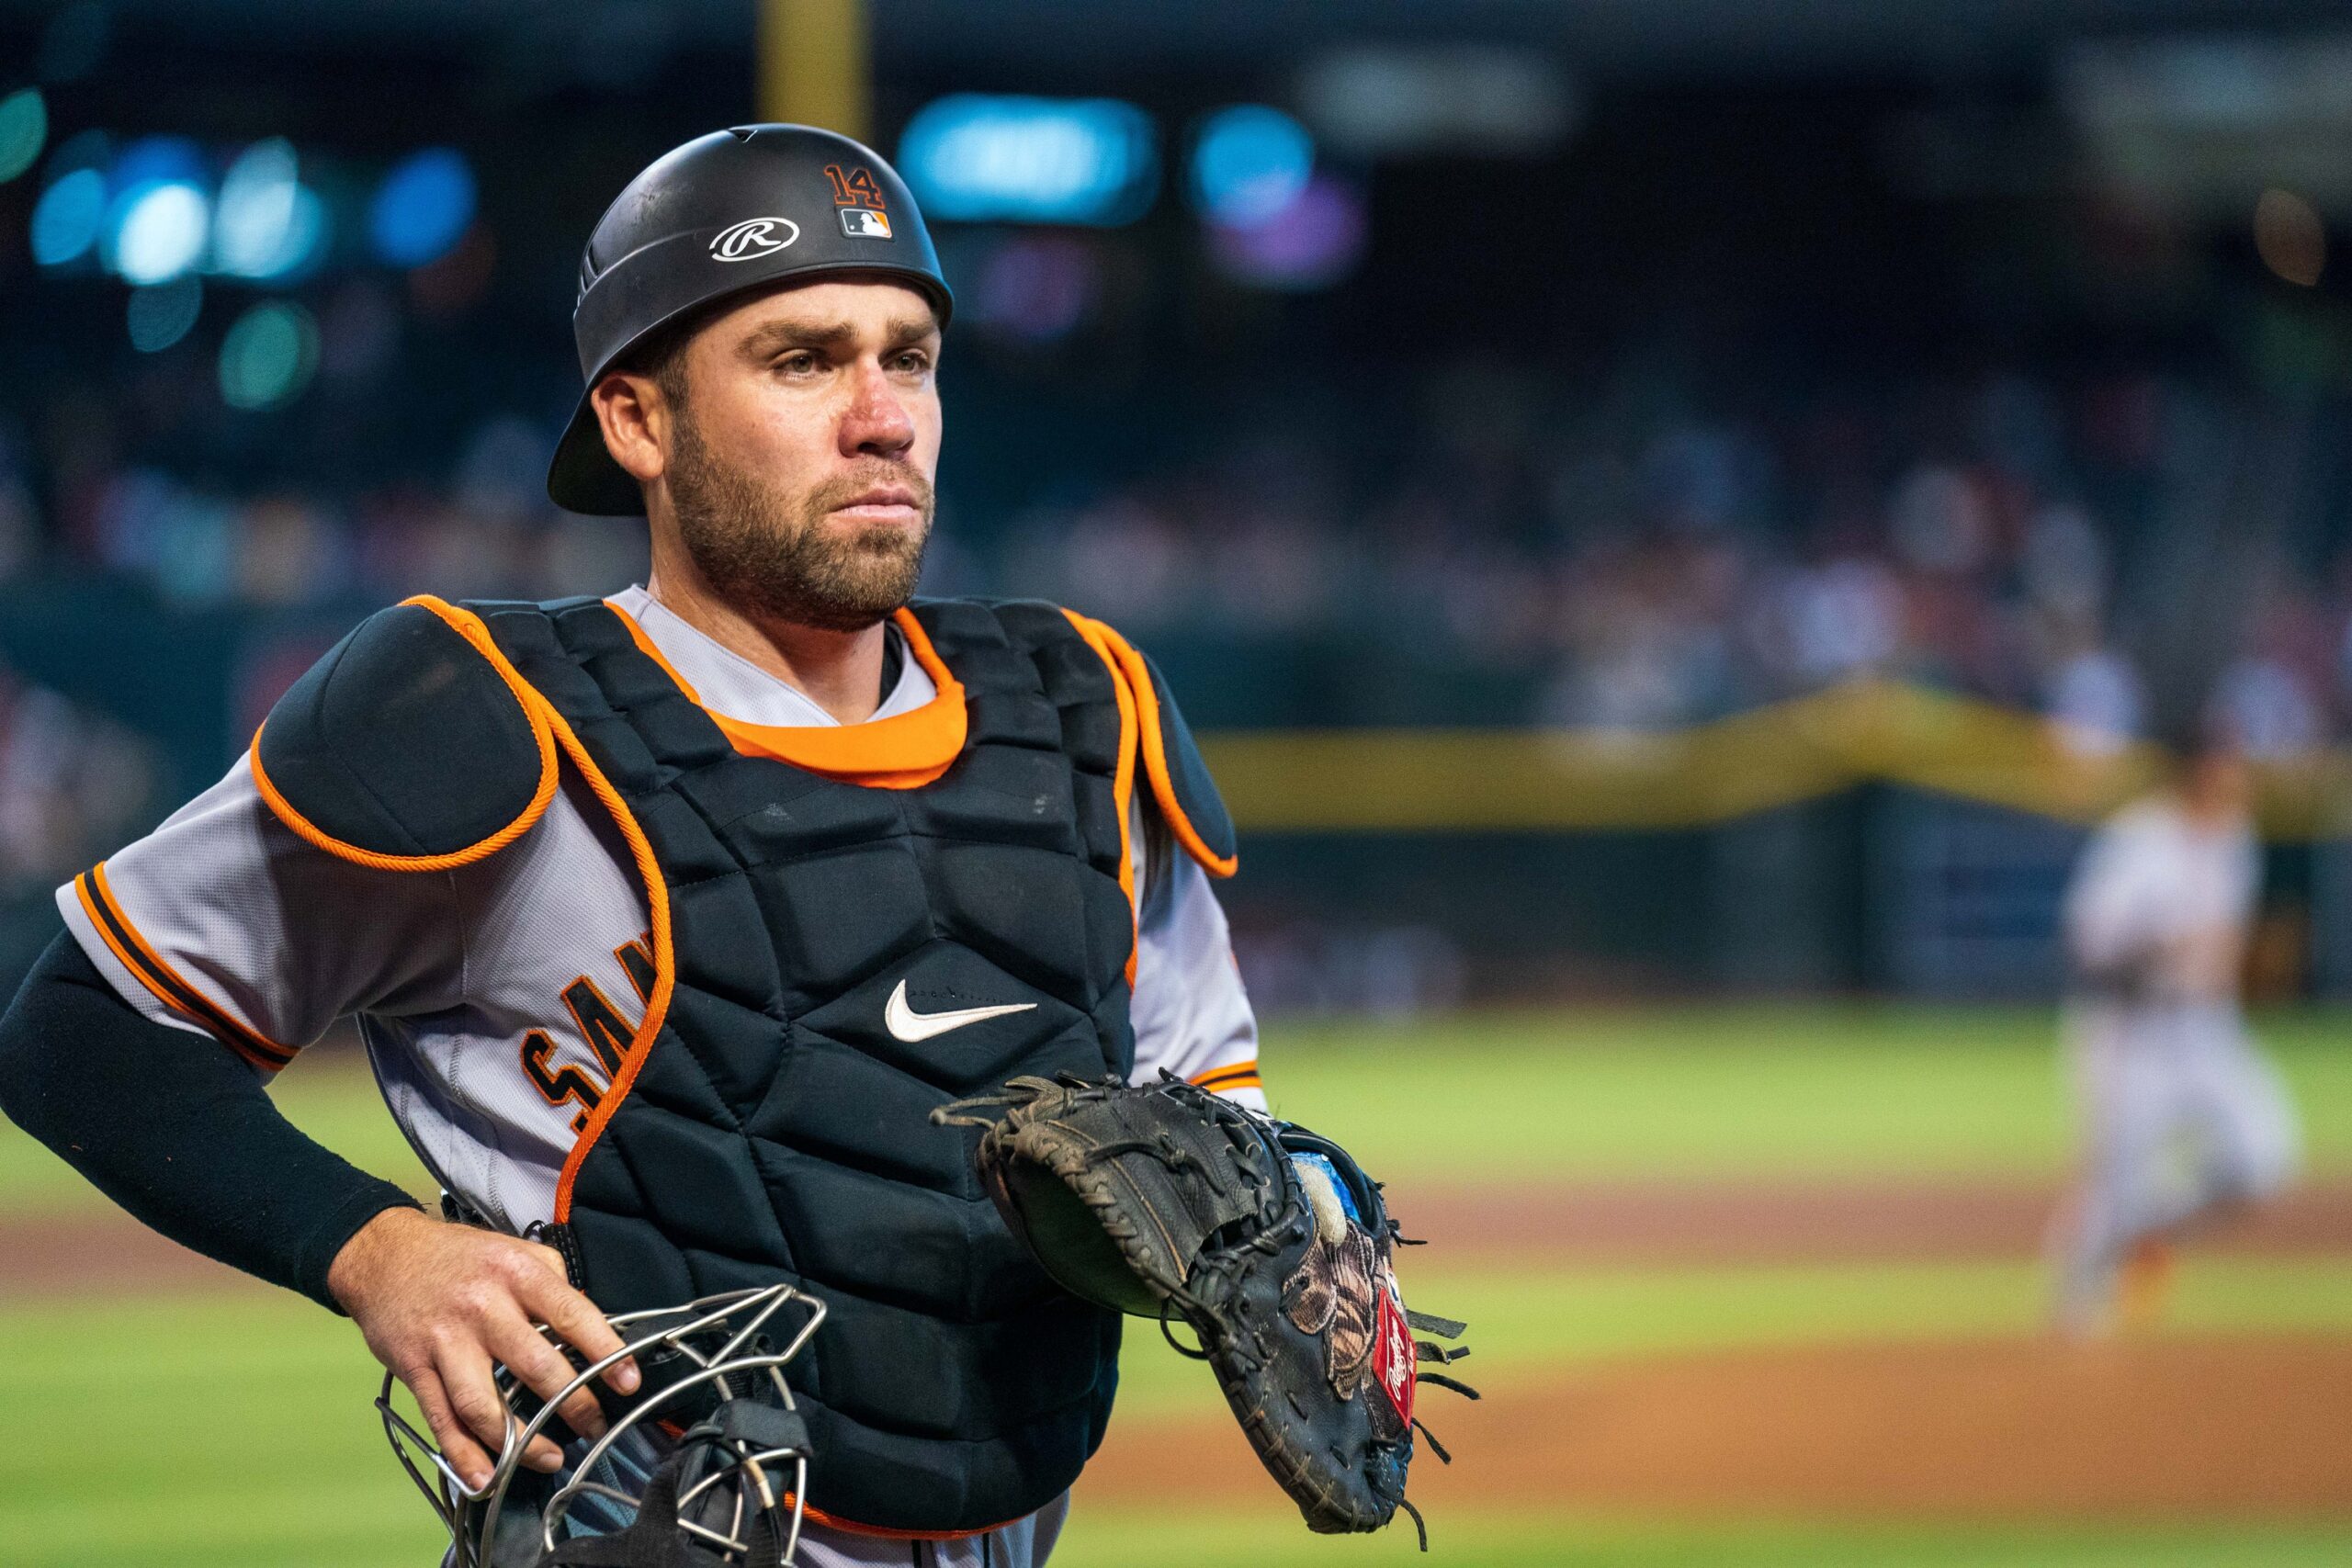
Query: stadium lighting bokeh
[[0, 89, 46, 184], [107, 181, 211, 286], [1206, 174, 1367, 290], [127, 276, 204, 353], [213, 140, 328, 282], [29, 166, 106, 265], [1189, 105, 1316, 228], [218, 300, 320, 410], [42, 127, 109, 184], [899, 96, 1159, 225], [968, 235, 1099, 342], [109, 134, 205, 193], [368, 149, 477, 269]]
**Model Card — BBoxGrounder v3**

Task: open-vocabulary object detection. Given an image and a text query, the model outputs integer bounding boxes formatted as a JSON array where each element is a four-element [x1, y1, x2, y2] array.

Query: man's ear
[[590, 371, 669, 485]]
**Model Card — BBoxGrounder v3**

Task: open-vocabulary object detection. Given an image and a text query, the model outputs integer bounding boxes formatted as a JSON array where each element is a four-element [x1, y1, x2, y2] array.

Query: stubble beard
[[666, 412, 934, 634]]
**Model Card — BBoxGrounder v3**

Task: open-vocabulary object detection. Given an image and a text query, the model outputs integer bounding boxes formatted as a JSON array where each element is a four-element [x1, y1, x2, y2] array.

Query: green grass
[[4, 1003, 2349, 1564], [0, 1290, 447, 1568], [1113, 1255, 2352, 1418], [1262, 1004, 2352, 1184], [6, 1003, 2349, 1217]]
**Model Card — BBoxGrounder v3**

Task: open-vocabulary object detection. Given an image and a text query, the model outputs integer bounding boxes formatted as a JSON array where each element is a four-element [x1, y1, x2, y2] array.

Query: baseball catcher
[[0, 125, 1287, 1568], [938, 1074, 1474, 1546]]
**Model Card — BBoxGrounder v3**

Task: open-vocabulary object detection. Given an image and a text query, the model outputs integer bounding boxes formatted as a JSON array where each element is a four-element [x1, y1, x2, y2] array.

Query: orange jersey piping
[[1189, 1059, 1262, 1094], [782, 1495, 1032, 1543], [603, 599, 964, 789], [397, 597, 677, 1224]]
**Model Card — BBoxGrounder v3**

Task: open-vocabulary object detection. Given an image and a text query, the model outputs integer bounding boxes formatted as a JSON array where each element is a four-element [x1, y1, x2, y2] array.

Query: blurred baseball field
[[3, 1005, 2347, 1567]]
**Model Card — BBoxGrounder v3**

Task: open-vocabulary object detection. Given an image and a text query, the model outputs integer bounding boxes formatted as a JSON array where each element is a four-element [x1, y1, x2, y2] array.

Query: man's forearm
[[0, 930, 418, 1309]]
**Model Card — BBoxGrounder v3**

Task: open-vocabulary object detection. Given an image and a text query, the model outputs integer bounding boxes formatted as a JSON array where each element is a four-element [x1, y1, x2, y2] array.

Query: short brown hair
[[609, 299, 725, 407]]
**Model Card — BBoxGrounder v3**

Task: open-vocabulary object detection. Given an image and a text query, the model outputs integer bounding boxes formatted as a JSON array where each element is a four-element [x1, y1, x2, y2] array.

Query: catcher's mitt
[[934, 1075, 1473, 1546]]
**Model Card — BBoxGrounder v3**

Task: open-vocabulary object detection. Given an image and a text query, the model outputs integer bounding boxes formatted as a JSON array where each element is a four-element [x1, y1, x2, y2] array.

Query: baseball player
[[2047, 725, 2301, 1336], [0, 126, 1265, 1566]]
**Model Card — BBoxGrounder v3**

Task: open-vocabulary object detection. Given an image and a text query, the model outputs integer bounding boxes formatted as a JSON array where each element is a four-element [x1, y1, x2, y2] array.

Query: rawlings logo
[[708, 217, 801, 262]]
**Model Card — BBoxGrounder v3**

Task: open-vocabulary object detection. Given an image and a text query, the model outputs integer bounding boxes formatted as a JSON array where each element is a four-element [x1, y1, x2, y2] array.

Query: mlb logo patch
[[840, 209, 893, 240]]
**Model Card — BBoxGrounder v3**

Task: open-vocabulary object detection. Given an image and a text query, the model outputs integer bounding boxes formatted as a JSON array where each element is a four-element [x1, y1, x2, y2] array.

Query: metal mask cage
[[377, 1282, 827, 1568]]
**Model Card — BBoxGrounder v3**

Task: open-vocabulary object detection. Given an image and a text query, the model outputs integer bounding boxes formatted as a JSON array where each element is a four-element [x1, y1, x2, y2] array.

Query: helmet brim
[[548, 389, 648, 517]]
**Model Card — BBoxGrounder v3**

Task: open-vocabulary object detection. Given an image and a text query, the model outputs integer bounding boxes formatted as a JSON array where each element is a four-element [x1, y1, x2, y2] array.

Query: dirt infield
[[9, 1188, 2346, 1524], [4, 1179, 2346, 1299], [1080, 1335, 2352, 1518], [1, 1213, 250, 1298]]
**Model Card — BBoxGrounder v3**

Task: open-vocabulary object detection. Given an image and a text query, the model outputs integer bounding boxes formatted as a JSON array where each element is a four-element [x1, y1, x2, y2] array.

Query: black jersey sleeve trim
[[74, 864, 298, 1068]]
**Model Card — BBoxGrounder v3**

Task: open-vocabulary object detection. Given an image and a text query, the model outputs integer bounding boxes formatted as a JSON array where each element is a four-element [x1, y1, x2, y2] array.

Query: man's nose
[[840, 360, 916, 457]]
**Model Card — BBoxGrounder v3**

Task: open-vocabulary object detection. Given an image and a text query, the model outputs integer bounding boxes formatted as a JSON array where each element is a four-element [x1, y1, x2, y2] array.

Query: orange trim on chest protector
[[387, 596, 678, 1225], [1075, 616, 1238, 879], [1058, 608, 1144, 985], [248, 601, 561, 873], [604, 599, 966, 789]]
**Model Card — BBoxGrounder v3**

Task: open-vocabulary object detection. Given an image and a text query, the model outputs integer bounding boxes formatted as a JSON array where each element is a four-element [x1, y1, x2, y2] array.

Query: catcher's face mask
[[378, 1284, 826, 1568]]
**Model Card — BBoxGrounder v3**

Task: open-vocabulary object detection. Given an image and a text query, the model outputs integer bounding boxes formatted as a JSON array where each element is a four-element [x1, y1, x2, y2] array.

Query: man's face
[[653, 278, 943, 632]]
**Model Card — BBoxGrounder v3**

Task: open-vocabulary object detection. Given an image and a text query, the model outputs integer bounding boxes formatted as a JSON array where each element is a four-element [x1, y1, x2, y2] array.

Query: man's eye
[[777, 353, 820, 375], [892, 351, 932, 374]]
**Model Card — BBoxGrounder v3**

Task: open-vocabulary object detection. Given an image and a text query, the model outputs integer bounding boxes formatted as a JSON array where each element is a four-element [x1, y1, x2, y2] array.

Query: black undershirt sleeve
[[0, 929, 420, 1311]]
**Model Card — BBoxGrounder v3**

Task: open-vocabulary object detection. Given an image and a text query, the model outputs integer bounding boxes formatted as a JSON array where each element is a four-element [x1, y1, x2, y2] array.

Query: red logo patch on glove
[[1373, 1281, 1416, 1427]]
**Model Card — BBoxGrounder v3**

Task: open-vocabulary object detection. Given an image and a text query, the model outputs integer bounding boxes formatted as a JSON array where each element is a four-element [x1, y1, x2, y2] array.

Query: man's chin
[[769, 562, 923, 632], [786, 600, 912, 634]]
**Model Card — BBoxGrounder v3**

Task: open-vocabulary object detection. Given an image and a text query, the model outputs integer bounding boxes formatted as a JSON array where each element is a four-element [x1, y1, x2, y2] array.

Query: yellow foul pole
[[759, 0, 871, 141]]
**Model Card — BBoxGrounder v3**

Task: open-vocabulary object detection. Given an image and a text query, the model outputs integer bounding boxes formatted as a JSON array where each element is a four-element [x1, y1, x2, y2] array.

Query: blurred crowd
[[1008, 364, 2348, 750], [9, 405, 650, 616], [0, 644, 154, 977], [6, 352, 2351, 753]]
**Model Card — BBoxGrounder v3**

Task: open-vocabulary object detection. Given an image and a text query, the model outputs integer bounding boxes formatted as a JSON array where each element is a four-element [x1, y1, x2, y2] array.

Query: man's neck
[[643, 563, 891, 725]]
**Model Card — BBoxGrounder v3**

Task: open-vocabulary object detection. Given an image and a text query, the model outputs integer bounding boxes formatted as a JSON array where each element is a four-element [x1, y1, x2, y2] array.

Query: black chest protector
[[253, 592, 1239, 1536]]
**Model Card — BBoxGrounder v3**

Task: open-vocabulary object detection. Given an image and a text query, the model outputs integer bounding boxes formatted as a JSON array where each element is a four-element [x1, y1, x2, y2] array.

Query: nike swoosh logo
[[885, 980, 1037, 1043]]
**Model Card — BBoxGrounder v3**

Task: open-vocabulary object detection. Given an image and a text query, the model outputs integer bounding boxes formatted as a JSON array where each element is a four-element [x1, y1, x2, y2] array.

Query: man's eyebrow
[[737, 320, 857, 356], [736, 314, 943, 358]]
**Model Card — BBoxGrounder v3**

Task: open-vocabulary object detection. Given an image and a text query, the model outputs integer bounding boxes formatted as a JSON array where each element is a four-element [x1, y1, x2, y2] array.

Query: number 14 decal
[[824, 164, 888, 210]]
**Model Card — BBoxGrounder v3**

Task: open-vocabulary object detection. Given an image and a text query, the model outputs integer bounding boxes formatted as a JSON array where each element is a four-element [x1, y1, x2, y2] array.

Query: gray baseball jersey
[[2053, 795, 2299, 1321], [58, 584, 1261, 1568]]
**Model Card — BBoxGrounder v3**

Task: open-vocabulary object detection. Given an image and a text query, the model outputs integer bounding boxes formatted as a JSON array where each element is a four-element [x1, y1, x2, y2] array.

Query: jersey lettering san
[[520, 933, 655, 1133]]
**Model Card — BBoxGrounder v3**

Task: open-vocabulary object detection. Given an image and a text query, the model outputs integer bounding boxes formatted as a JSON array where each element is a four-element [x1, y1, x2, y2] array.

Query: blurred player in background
[[2047, 723, 2302, 1337]]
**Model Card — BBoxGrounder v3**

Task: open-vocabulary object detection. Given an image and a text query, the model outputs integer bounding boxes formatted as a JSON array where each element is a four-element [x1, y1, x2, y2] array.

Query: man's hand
[[329, 1207, 640, 1491]]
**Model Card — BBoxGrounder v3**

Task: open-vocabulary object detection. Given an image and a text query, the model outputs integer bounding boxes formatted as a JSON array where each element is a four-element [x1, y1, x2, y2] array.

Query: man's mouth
[[831, 486, 923, 524]]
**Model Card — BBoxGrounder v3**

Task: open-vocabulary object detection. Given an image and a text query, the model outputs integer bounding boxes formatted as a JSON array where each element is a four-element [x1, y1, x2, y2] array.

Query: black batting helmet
[[547, 124, 953, 517]]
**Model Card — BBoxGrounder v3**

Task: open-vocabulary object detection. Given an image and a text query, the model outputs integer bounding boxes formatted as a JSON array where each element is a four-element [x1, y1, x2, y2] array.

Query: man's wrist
[[311, 1188, 427, 1315]]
